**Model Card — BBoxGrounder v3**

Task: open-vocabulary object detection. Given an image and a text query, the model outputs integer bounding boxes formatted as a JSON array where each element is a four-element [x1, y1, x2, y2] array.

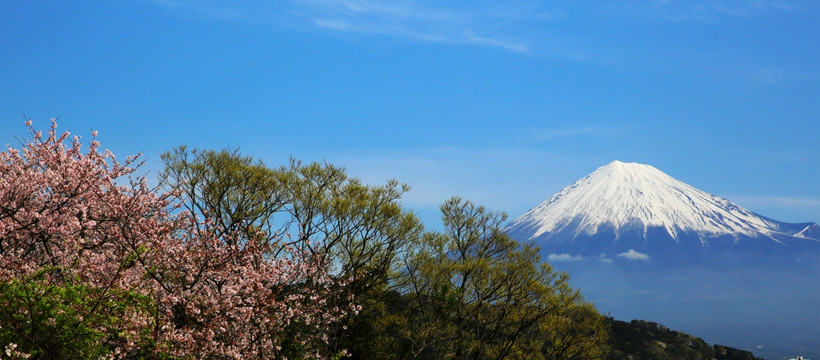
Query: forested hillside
[[607, 319, 761, 360]]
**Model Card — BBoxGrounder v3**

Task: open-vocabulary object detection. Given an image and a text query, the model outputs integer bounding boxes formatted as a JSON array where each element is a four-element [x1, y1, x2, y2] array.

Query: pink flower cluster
[[0, 119, 352, 359]]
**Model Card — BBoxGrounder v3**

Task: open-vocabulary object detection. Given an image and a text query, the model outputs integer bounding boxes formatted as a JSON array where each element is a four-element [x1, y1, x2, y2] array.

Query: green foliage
[[713, 345, 761, 360], [606, 319, 762, 360], [536, 301, 610, 360], [0, 269, 155, 360], [160, 147, 614, 360], [396, 197, 608, 360], [161, 148, 423, 284], [161, 146, 287, 245], [279, 159, 422, 289], [274, 159, 424, 357], [119, 146, 623, 359], [161, 148, 424, 357]]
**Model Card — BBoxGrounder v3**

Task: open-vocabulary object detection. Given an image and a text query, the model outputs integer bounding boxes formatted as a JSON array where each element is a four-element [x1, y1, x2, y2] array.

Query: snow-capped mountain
[[506, 160, 820, 262]]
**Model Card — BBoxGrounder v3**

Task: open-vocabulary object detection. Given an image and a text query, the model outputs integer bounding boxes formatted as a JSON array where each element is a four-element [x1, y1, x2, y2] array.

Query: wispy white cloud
[[150, 0, 554, 52], [148, 0, 812, 73], [547, 253, 584, 262], [599, 253, 614, 264], [617, 249, 650, 261]]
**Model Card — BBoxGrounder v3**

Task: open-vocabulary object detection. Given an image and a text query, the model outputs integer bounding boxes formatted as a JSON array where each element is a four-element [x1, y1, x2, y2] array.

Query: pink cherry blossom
[[0, 119, 354, 359]]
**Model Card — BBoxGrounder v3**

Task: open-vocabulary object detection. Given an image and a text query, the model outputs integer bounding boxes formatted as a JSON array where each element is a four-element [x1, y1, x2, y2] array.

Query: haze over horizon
[[2, 1, 819, 229]]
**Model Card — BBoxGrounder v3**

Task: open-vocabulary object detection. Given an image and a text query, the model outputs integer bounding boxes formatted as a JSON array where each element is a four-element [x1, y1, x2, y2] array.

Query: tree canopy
[[395, 197, 608, 360], [1, 119, 610, 360]]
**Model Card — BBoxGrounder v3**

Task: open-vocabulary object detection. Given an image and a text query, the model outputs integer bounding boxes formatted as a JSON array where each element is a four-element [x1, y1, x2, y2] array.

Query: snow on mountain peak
[[509, 161, 782, 242]]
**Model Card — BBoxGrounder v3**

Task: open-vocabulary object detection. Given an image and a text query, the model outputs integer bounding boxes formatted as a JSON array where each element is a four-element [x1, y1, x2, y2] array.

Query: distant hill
[[607, 318, 761, 360]]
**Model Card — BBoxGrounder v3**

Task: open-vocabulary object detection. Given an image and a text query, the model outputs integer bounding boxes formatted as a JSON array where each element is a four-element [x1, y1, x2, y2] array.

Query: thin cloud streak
[[289, 0, 551, 53], [149, 0, 812, 67], [151, 0, 543, 52]]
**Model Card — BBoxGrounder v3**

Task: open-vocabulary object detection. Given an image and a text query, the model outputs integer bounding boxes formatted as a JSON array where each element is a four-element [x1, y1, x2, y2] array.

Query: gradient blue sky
[[2, 0, 819, 228]]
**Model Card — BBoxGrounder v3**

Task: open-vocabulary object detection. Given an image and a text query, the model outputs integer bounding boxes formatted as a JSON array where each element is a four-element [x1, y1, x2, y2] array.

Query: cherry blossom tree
[[0, 119, 352, 359]]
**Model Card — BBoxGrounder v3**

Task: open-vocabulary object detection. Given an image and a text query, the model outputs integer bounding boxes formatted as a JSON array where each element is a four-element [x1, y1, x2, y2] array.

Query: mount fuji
[[505, 161, 820, 358], [506, 160, 820, 263]]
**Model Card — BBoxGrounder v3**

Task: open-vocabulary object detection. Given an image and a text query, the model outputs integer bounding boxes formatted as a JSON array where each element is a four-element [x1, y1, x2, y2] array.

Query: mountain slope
[[607, 318, 762, 360], [506, 160, 820, 261]]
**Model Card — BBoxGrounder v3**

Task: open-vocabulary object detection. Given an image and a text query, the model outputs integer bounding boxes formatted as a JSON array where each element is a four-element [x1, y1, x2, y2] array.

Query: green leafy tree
[[277, 159, 423, 357], [160, 146, 288, 247], [397, 197, 608, 360], [0, 269, 154, 360], [278, 159, 422, 290], [159, 147, 610, 360], [160, 148, 424, 358], [535, 301, 609, 360]]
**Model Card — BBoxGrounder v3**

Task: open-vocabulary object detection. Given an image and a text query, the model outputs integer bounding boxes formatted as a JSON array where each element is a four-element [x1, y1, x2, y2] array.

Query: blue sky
[[2, 0, 819, 228]]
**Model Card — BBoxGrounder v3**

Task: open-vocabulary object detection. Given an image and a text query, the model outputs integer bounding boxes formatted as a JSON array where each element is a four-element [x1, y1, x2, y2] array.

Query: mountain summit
[[507, 161, 820, 358], [506, 161, 820, 262]]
